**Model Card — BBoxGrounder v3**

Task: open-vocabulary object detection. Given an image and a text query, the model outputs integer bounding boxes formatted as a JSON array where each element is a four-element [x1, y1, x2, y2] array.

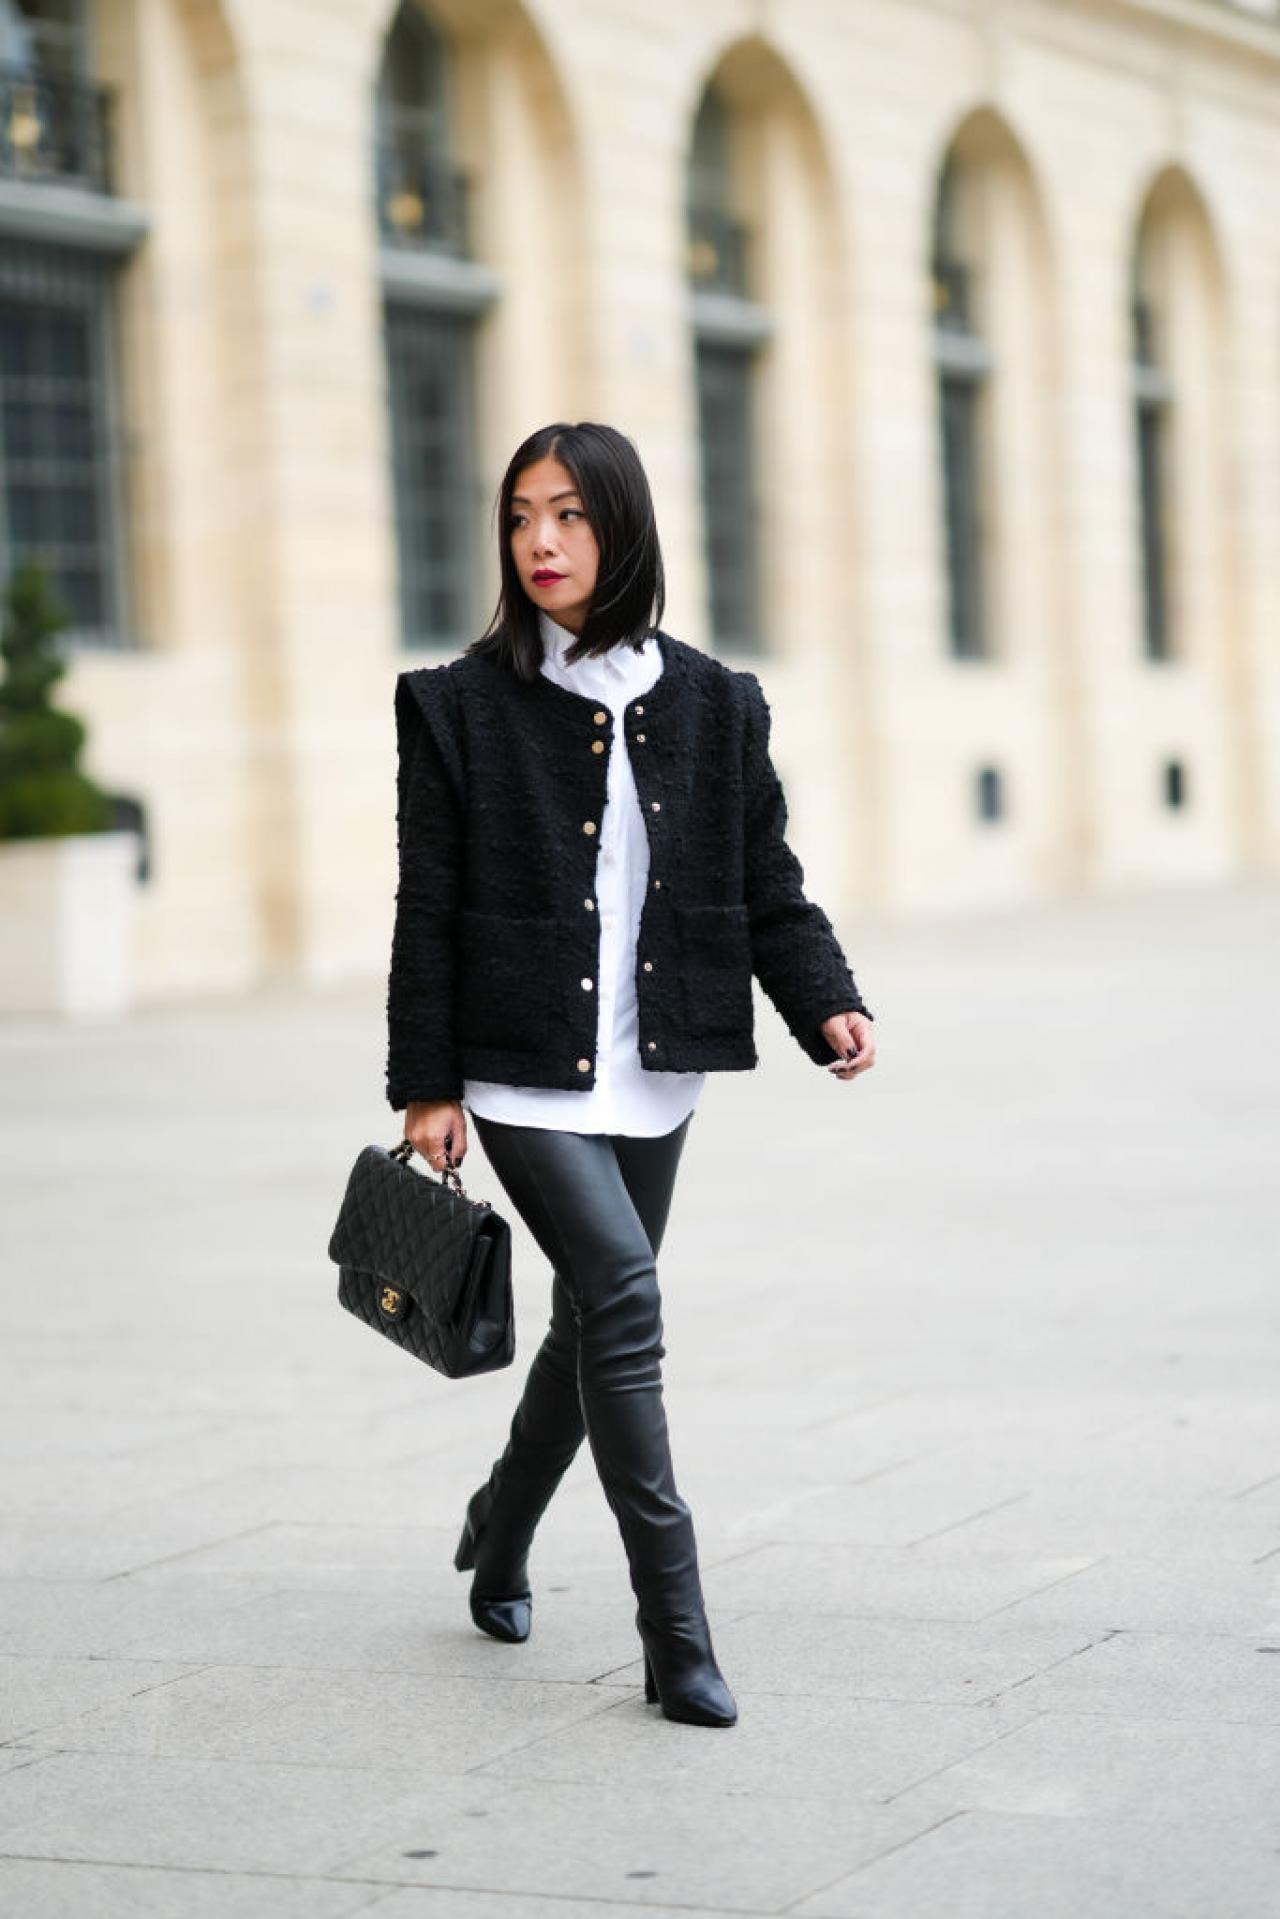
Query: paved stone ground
[[1, 878, 1278, 1919]]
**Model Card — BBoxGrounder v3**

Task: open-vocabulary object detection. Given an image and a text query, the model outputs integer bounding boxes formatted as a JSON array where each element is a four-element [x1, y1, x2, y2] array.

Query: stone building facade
[[1, 0, 1278, 1000]]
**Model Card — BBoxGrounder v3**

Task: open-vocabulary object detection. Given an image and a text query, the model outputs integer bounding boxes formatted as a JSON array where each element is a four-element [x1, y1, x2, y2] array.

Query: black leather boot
[[567, 1232, 738, 1727], [454, 1479, 533, 1642], [454, 1276, 586, 1643], [468, 1115, 736, 1724]]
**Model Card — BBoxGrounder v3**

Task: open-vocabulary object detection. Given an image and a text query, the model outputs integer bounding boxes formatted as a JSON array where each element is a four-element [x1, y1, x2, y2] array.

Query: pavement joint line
[[975, 1555, 1108, 1620], [979, 1626, 1124, 1705], [460, 1693, 639, 1774], [324, 1875, 786, 1916], [1229, 1471, 1280, 1500], [901, 1491, 1031, 1548], [795, 1390, 914, 1433], [879, 1706, 1049, 1805], [0, 1851, 427, 1901], [776, 1809, 968, 1912], [97, 1521, 283, 1583], [15, 1660, 687, 1694]]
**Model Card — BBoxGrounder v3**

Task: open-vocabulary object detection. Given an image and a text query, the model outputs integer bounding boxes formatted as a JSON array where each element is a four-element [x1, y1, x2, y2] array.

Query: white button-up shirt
[[462, 608, 706, 1137]]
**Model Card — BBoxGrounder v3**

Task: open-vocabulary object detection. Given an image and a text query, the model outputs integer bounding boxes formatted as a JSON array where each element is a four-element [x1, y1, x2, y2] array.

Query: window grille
[[0, 235, 128, 646]]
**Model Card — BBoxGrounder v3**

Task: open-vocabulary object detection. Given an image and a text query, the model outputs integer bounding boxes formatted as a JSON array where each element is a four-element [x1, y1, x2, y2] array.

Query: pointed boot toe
[[637, 1610, 738, 1727], [469, 1588, 533, 1642]]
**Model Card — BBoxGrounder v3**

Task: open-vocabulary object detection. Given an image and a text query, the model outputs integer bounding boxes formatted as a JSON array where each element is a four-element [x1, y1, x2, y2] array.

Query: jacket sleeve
[[739, 671, 873, 1064], [385, 669, 465, 1110]]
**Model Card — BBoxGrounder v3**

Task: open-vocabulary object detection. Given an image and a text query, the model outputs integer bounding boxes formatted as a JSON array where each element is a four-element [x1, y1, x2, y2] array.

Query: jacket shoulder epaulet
[[394, 661, 466, 797]]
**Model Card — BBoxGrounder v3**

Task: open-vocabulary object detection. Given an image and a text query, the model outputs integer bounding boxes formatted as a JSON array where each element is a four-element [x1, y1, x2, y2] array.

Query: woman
[[387, 421, 876, 1729]]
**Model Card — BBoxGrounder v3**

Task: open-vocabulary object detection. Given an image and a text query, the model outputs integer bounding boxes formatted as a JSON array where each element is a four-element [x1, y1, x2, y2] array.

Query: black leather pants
[[467, 1110, 703, 1623]]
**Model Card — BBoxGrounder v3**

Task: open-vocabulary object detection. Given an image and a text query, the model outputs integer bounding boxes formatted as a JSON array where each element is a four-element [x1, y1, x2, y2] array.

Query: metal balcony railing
[[375, 138, 470, 254], [932, 258, 974, 334], [0, 63, 114, 194], [685, 206, 751, 296]]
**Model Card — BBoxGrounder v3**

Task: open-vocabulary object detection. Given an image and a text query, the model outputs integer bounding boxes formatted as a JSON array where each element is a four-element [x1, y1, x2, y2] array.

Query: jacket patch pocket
[[675, 903, 754, 1040], [457, 910, 558, 1052]]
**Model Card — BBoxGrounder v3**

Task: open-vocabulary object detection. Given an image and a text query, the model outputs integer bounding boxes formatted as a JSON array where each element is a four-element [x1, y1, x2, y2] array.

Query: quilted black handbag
[[328, 1139, 515, 1378]]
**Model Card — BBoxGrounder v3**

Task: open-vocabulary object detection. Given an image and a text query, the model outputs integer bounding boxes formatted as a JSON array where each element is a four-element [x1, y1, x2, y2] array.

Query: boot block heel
[[643, 1650, 658, 1703], [453, 1515, 477, 1573]]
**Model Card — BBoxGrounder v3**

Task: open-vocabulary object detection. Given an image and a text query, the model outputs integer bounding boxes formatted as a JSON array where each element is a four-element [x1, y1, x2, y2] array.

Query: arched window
[[686, 82, 766, 655], [373, 1, 465, 254], [930, 150, 992, 660], [375, 3, 484, 651]]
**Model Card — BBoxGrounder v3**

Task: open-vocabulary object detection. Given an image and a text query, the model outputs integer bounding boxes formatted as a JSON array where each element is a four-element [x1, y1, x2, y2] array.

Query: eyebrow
[[510, 489, 581, 505]]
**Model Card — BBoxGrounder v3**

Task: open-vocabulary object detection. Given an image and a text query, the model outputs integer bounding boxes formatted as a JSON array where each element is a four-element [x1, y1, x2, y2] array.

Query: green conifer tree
[[0, 559, 113, 840]]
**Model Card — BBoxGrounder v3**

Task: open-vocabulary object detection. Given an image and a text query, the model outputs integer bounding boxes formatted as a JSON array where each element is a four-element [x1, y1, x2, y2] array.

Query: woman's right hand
[[403, 1099, 468, 1170]]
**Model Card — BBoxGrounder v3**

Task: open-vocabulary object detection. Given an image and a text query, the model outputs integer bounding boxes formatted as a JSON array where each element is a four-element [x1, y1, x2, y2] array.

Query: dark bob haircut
[[463, 420, 666, 683]]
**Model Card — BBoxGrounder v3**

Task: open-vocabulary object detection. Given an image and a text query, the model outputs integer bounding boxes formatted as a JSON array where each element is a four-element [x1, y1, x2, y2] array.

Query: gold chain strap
[[390, 1136, 490, 1209]]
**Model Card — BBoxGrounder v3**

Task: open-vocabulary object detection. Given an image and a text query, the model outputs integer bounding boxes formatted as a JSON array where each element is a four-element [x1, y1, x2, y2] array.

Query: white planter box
[[0, 829, 140, 1016]]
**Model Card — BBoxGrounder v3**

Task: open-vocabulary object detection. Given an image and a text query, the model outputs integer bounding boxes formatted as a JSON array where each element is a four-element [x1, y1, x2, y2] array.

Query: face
[[508, 455, 600, 635]]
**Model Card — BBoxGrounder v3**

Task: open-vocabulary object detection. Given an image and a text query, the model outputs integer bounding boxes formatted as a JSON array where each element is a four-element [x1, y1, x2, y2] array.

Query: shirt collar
[[537, 607, 645, 687]]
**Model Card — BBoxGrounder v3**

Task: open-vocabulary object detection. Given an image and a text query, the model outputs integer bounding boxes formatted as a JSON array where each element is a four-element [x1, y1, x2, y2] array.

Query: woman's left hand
[[820, 1010, 876, 1081]]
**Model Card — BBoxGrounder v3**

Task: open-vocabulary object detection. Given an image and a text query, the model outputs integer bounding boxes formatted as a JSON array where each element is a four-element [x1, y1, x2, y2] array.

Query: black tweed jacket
[[386, 629, 873, 1109]]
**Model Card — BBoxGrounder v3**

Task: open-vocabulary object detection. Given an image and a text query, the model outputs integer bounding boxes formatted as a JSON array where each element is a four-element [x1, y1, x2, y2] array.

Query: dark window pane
[[48, 313, 88, 376], [59, 565, 101, 625], [3, 399, 37, 455], [976, 764, 1004, 822], [52, 402, 93, 458], [695, 339, 763, 654], [1137, 400, 1170, 660], [1163, 758, 1187, 809], [384, 301, 478, 650], [940, 371, 986, 658], [0, 313, 30, 374], [58, 484, 97, 541]]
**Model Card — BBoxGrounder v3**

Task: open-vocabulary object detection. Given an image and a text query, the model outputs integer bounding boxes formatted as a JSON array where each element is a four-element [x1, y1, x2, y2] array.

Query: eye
[[561, 507, 582, 520]]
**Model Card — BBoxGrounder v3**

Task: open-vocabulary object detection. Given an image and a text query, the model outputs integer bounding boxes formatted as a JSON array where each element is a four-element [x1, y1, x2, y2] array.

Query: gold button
[[634, 704, 645, 715], [652, 878, 662, 889], [646, 1041, 657, 1052], [593, 710, 608, 725], [577, 1057, 590, 1072], [591, 740, 605, 754], [584, 898, 594, 911], [581, 977, 593, 991], [636, 733, 646, 743], [582, 821, 597, 835], [643, 960, 653, 972], [651, 801, 661, 812]]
